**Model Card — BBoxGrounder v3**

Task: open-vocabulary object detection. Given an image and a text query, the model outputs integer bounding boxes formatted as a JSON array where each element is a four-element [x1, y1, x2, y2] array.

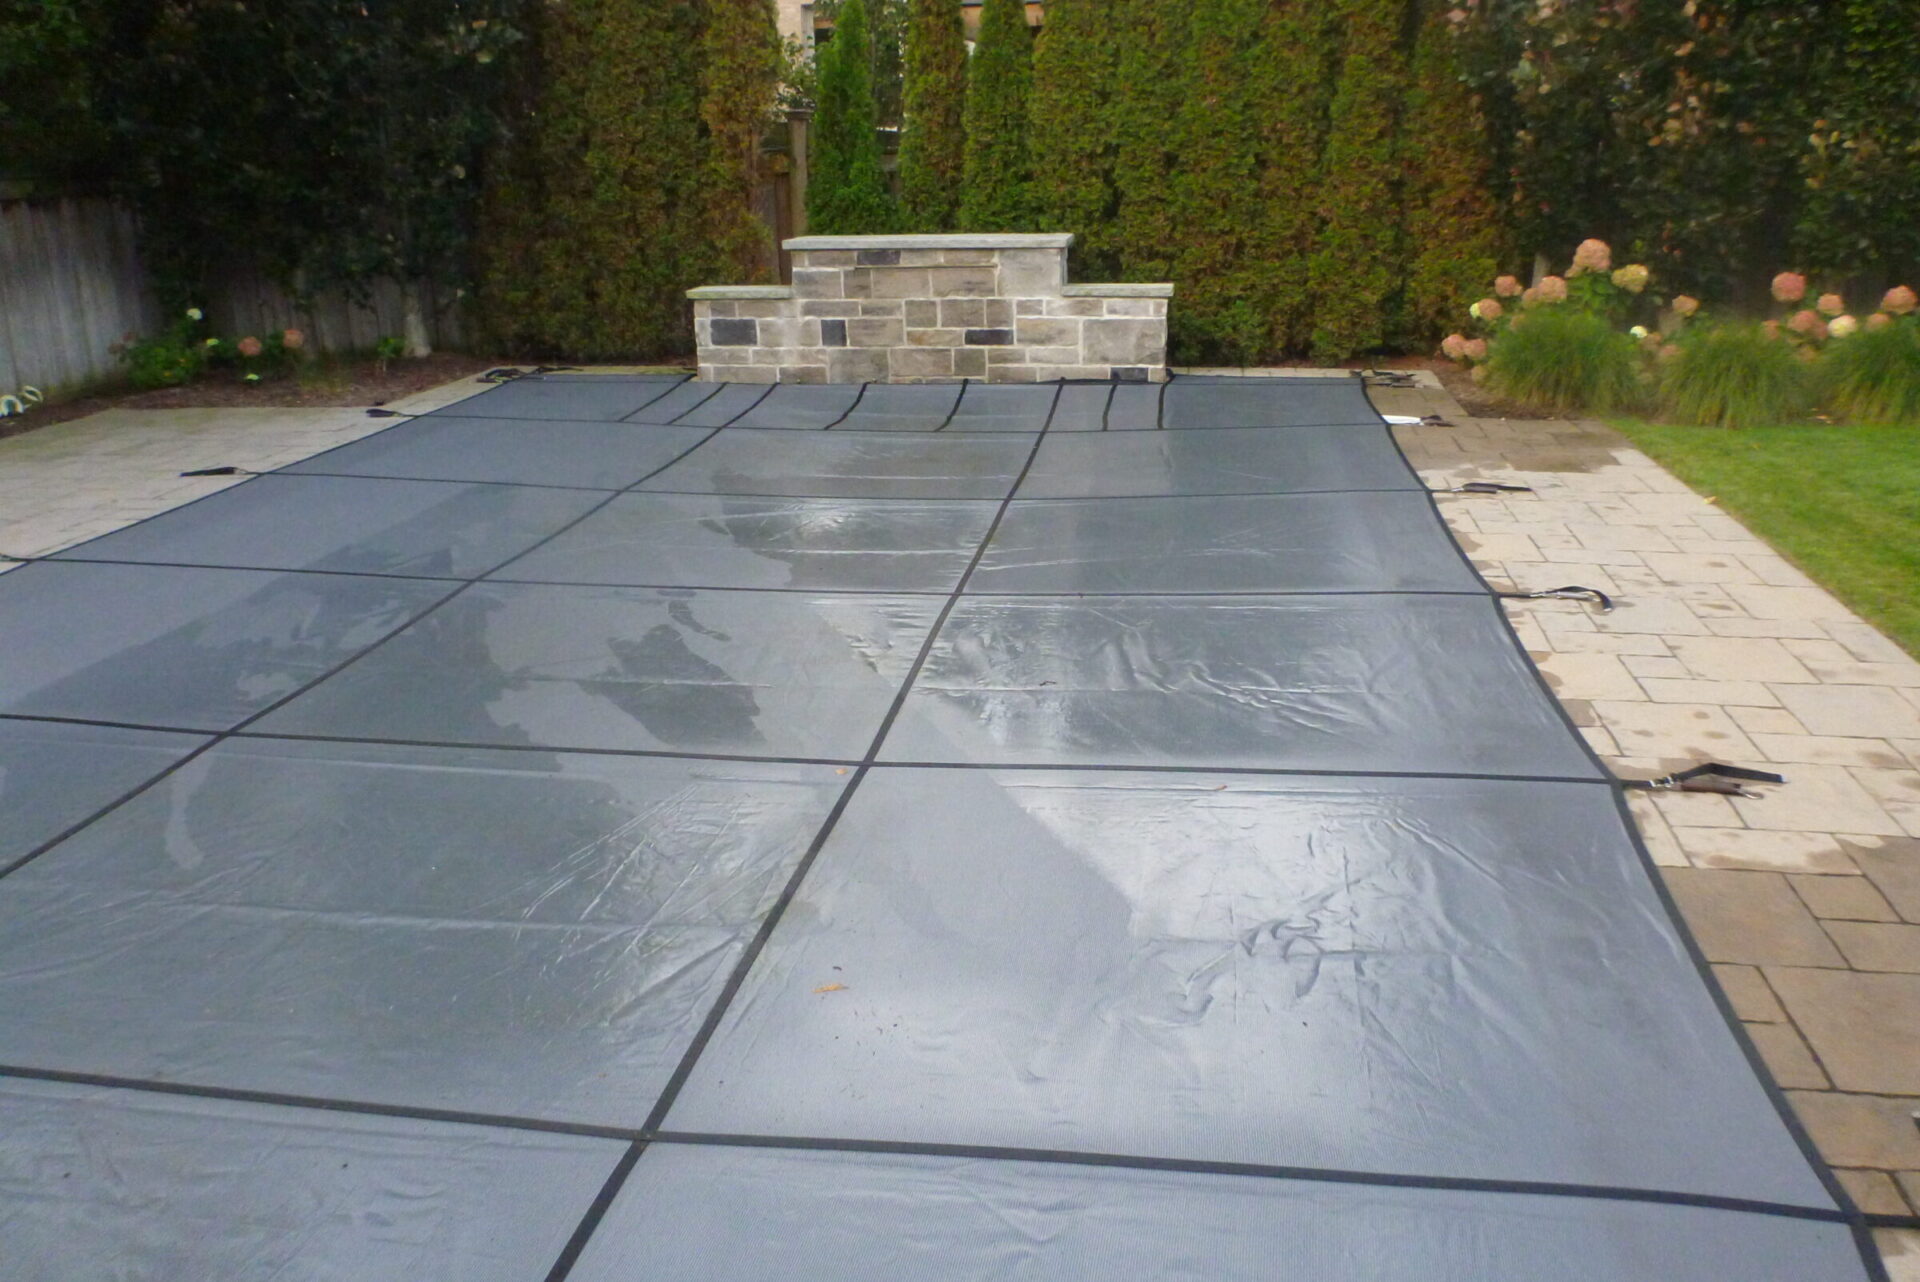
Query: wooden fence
[[0, 195, 158, 398], [0, 192, 463, 399]]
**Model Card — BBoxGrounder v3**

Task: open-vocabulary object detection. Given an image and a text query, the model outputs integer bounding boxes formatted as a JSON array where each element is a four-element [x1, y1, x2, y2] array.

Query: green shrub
[[1306, 0, 1407, 361], [897, 0, 967, 230], [1821, 319, 1920, 427], [1029, 0, 1115, 273], [957, 0, 1036, 231], [1485, 306, 1647, 413], [1657, 323, 1813, 429], [809, 0, 898, 234]]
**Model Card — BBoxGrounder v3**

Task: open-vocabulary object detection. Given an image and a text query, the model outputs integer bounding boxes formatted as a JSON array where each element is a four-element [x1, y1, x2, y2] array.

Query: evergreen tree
[[1400, 0, 1499, 345], [1168, 0, 1270, 363], [1107, 0, 1189, 283], [807, 0, 898, 233], [897, 0, 967, 230], [958, 0, 1035, 231], [1029, 0, 1116, 273], [702, 0, 782, 281], [474, 0, 779, 358], [1307, 0, 1409, 360], [1247, 0, 1337, 354]]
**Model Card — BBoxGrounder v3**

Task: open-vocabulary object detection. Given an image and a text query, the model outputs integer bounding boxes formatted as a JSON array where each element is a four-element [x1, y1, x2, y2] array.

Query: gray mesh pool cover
[[0, 374, 1882, 1280]]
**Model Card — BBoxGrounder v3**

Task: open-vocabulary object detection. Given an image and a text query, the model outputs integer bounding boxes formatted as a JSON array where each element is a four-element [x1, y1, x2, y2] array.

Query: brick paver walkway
[[3, 368, 1915, 1273]]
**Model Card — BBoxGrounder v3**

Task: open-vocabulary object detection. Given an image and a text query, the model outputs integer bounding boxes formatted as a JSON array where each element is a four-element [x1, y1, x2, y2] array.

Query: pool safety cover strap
[[0, 375, 1880, 1281]]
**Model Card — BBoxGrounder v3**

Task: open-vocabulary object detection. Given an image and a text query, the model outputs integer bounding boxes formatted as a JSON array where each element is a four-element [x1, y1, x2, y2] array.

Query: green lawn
[[1607, 417, 1920, 658]]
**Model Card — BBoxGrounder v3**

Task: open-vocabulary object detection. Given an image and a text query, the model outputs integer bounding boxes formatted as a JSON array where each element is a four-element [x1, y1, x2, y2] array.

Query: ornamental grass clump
[[1819, 301, 1920, 427], [1481, 305, 1647, 413], [1656, 323, 1813, 430]]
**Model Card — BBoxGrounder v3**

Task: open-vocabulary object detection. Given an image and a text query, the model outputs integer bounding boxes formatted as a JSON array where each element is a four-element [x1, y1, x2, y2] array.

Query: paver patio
[[1, 368, 1914, 1275]]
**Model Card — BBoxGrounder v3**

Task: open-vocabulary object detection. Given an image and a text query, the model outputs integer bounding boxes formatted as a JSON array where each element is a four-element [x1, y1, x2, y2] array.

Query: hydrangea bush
[[1441, 239, 1920, 428]]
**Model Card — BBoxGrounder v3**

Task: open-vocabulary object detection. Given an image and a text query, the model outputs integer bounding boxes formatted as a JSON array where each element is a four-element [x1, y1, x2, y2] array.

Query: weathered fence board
[[0, 196, 157, 398]]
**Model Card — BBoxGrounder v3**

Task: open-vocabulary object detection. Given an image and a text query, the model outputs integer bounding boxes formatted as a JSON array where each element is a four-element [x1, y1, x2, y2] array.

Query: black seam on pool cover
[[541, 407, 1059, 1282], [0, 428, 722, 888], [931, 378, 969, 431], [0, 713, 1632, 786], [821, 381, 868, 430], [0, 1060, 1869, 1234], [647, 1132, 1853, 1224], [621, 380, 723, 424]]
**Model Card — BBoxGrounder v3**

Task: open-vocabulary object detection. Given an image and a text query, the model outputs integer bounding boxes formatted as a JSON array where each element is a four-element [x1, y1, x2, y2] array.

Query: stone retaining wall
[[690, 234, 1171, 384]]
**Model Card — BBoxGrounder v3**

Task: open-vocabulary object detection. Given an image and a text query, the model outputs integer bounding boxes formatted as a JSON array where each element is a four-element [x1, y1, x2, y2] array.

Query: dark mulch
[[1, 353, 507, 441]]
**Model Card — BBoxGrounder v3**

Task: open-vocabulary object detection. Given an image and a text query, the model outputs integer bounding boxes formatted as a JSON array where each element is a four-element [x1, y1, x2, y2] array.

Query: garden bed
[[0, 354, 508, 441]]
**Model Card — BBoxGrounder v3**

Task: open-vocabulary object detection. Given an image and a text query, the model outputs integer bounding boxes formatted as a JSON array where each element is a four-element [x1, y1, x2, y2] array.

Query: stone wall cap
[[1061, 282, 1175, 298], [686, 285, 795, 300], [782, 233, 1075, 251]]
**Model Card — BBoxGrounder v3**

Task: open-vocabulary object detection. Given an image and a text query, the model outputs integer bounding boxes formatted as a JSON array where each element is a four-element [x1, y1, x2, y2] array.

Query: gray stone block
[[891, 346, 955, 379], [1014, 317, 1080, 348], [964, 328, 1014, 346], [1114, 366, 1151, 382], [799, 300, 864, 318], [940, 298, 987, 328], [821, 319, 848, 347], [907, 328, 965, 347], [903, 299, 939, 328], [926, 267, 996, 299], [827, 348, 890, 382], [869, 268, 933, 299], [997, 248, 1066, 296], [792, 269, 844, 299], [1083, 318, 1165, 365], [857, 249, 902, 266], [795, 249, 856, 268], [710, 318, 757, 347], [848, 317, 907, 347], [1046, 298, 1104, 318], [953, 348, 988, 378]]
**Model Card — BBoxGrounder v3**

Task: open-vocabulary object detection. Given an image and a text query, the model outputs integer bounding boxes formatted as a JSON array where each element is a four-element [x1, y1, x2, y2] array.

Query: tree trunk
[[400, 282, 432, 358]]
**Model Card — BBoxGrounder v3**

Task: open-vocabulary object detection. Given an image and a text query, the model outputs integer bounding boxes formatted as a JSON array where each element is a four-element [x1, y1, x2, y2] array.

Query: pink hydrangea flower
[[1883, 285, 1918, 316], [1471, 297, 1504, 322], [1786, 310, 1827, 341], [1440, 333, 1470, 361], [1570, 239, 1612, 274], [1867, 312, 1894, 331], [1827, 314, 1859, 338], [1771, 272, 1807, 303], [1462, 338, 1489, 362], [1671, 295, 1700, 318], [282, 328, 305, 350], [1610, 264, 1649, 293], [1534, 275, 1568, 303], [1760, 320, 1782, 341], [237, 336, 264, 358], [1493, 275, 1524, 298], [1816, 292, 1846, 317]]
